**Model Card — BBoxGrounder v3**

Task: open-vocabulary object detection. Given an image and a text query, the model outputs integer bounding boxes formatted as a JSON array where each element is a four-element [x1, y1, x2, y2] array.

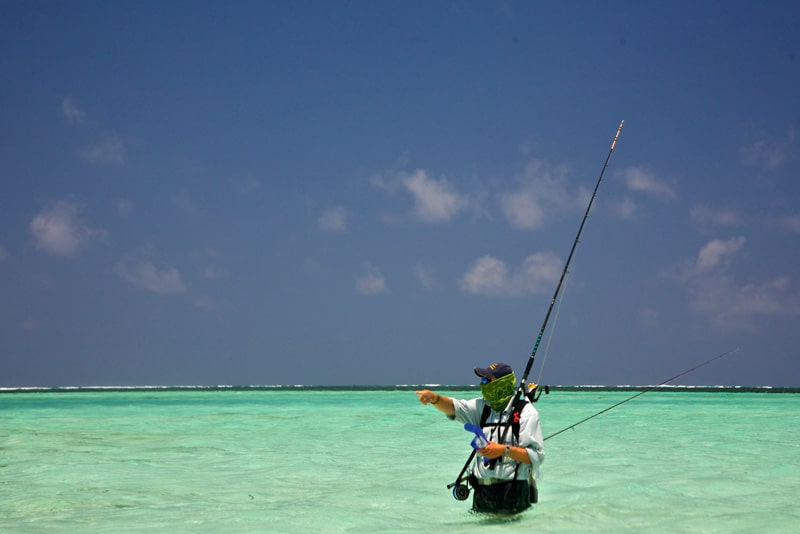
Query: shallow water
[[1, 389, 798, 532]]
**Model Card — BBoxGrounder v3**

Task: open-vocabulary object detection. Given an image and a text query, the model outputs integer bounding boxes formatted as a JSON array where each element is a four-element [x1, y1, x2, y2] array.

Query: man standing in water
[[416, 362, 544, 514]]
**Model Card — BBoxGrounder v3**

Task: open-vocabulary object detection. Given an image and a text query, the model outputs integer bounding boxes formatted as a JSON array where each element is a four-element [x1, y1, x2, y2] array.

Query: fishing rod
[[520, 120, 623, 390], [448, 120, 624, 499], [544, 348, 740, 441]]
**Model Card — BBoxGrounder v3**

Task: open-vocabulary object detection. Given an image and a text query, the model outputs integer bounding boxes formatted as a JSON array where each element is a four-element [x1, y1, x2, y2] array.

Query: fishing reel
[[447, 477, 471, 501], [526, 383, 550, 402], [451, 483, 470, 501]]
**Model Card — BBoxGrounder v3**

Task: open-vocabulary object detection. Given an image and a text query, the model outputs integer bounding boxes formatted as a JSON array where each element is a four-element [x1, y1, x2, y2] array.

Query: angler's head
[[475, 362, 516, 411]]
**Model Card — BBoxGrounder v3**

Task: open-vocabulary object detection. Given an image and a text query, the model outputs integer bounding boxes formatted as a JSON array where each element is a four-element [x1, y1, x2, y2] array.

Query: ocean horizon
[[2, 384, 798, 393]]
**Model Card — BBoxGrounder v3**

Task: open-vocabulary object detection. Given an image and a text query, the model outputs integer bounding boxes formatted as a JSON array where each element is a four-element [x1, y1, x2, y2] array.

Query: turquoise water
[[1, 389, 798, 533]]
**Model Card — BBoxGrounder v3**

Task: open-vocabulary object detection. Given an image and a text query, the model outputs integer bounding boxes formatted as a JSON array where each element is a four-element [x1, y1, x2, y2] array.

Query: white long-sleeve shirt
[[452, 397, 545, 481]]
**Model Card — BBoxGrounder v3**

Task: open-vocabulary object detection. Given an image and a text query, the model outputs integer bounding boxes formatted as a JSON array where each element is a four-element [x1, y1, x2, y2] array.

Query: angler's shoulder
[[451, 396, 485, 422], [519, 401, 541, 419]]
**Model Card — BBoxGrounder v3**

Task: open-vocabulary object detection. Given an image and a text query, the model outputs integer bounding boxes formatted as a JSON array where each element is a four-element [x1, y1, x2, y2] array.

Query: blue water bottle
[[464, 423, 489, 450]]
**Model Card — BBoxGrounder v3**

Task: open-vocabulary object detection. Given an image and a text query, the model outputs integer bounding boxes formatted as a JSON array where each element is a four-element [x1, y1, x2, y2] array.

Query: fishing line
[[447, 121, 624, 498], [498, 120, 624, 428], [544, 348, 740, 441], [535, 268, 571, 386]]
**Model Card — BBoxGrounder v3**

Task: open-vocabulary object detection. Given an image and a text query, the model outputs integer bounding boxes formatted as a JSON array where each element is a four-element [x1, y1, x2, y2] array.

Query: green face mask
[[480, 372, 516, 412]]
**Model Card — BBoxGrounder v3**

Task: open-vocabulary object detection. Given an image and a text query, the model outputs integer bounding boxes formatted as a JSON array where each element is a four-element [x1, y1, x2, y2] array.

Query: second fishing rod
[[448, 120, 624, 497]]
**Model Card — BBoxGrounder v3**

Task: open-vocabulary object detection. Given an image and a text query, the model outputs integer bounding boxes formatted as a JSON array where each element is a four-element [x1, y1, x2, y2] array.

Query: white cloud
[[461, 256, 507, 295], [116, 260, 186, 294], [608, 197, 639, 220], [62, 97, 85, 123], [688, 273, 798, 329], [741, 129, 795, 170], [356, 264, 389, 295], [680, 237, 798, 329], [80, 137, 126, 165], [621, 166, 676, 199], [30, 200, 105, 256], [460, 251, 562, 297], [170, 189, 203, 216], [402, 170, 469, 223], [733, 276, 793, 316], [414, 264, 436, 290], [498, 159, 581, 229], [695, 237, 746, 272], [369, 173, 398, 193], [781, 214, 800, 233], [191, 295, 217, 311], [202, 266, 220, 279], [115, 198, 134, 217], [499, 190, 546, 229], [691, 205, 739, 227], [371, 168, 478, 224], [318, 206, 349, 232]]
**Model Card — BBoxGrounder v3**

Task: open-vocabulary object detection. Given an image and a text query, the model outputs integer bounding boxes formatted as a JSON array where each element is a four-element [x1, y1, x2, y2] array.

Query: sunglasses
[[480, 377, 492, 385]]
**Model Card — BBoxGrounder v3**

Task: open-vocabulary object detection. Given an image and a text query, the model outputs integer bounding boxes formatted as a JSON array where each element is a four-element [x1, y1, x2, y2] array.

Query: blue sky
[[2, 1, 799, 387]]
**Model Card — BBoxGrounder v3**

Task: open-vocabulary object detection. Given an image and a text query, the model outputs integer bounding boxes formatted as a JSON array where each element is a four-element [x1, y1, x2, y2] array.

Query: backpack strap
[[481, 400, 528, 441], [479, 403, 492, 426], [480, 400, 529, 476], [511, 400, 528, 442]]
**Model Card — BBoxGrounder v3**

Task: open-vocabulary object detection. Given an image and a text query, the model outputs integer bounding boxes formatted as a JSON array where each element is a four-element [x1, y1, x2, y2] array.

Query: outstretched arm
[[415, 389, 455, 417]]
